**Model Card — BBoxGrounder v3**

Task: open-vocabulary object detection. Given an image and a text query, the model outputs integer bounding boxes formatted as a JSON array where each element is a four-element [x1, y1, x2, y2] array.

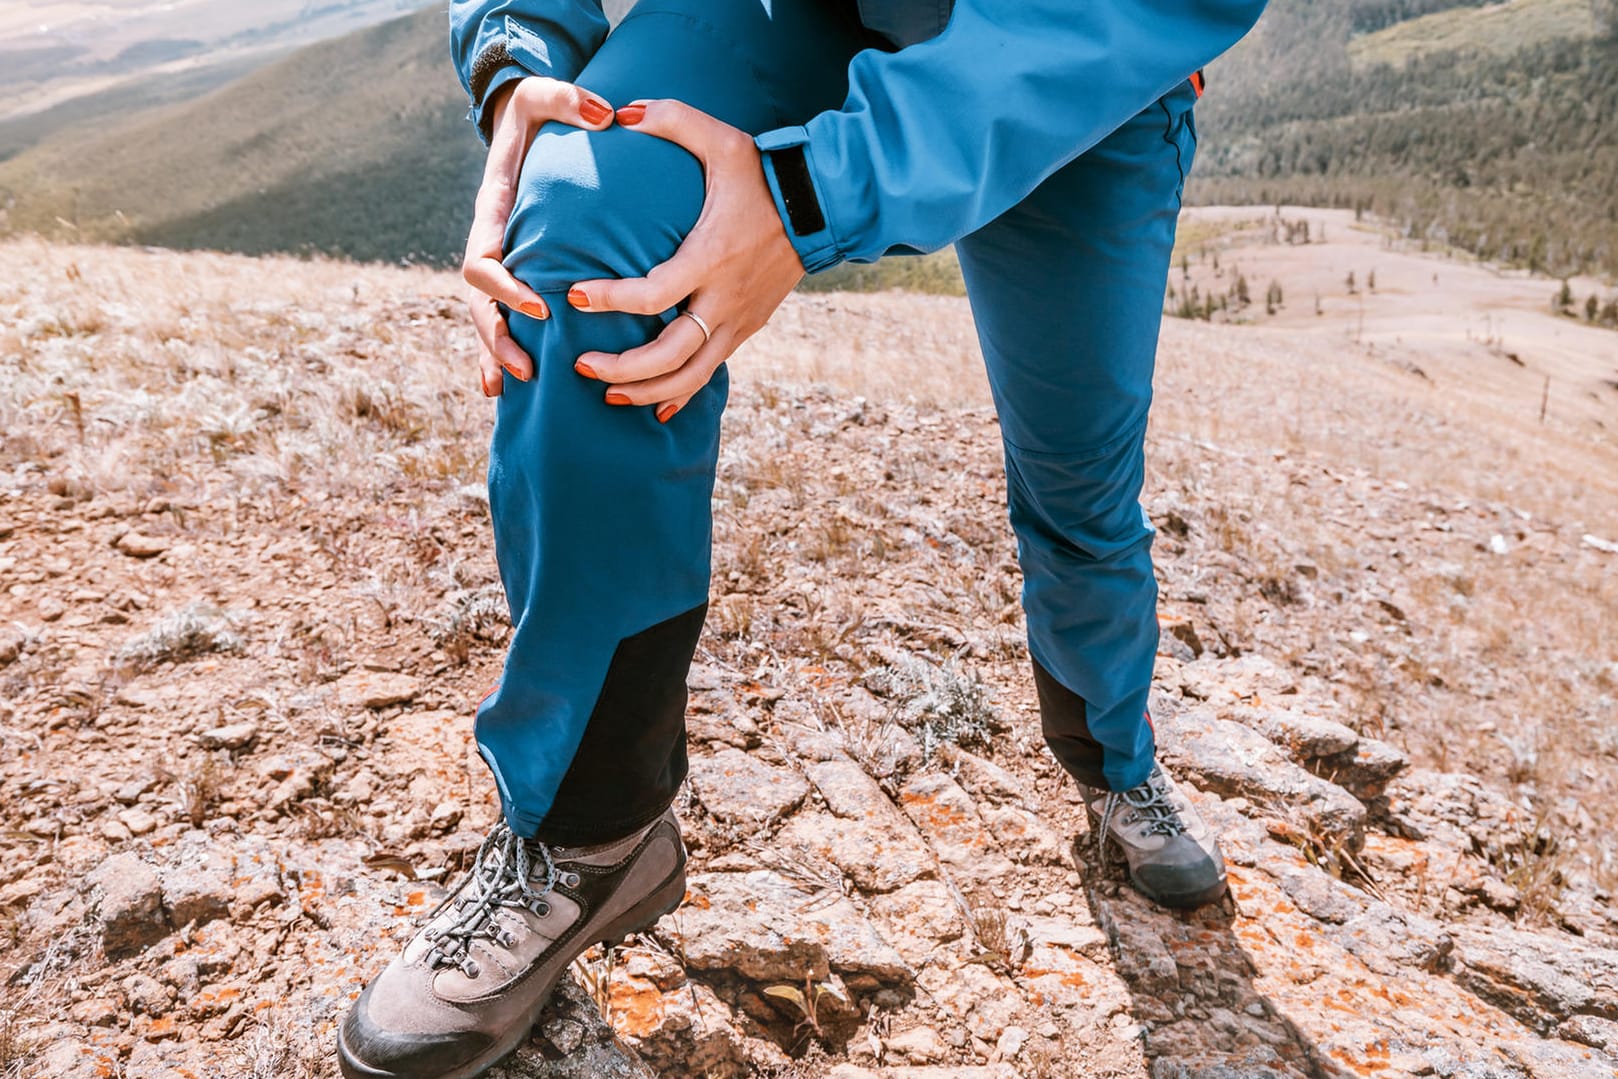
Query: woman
[[340, 0, 1267, 1075]]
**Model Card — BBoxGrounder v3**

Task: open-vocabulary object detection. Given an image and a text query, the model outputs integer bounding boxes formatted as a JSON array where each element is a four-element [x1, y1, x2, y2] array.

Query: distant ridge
[[0, 7, 482, 265]]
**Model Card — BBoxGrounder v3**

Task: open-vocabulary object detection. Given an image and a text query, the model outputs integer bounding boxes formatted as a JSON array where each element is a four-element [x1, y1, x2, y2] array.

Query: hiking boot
[[1078, 763, 1227, 909], [338, 808, 686, 1079]]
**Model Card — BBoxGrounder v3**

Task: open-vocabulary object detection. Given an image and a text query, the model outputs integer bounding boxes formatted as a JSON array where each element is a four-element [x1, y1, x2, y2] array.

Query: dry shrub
[[426, 585, 508, 664], [117, 603, 246, 671], [865, 654, 999, 763]]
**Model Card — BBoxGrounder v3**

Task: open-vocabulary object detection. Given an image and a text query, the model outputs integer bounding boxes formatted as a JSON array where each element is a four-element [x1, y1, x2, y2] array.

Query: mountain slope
[[0, 6, 483, 264], [1, 237, 1616, 1078], [0, 59, 264, 165], [0, 0, 426, 124]]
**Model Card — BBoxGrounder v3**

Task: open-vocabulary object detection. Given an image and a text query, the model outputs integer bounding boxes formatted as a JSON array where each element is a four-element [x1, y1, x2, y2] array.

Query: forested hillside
[[1194, 0, 1618, 279]]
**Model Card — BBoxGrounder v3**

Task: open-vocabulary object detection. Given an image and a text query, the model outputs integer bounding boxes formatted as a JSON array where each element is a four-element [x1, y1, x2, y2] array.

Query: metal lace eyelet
[[562, 872, 580, 888], [462, 960, 479, 978], [535, 901, 550, 917]]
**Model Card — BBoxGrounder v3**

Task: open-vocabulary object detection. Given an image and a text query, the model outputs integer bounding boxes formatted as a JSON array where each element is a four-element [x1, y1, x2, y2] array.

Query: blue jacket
[[448, 0, 1268, 271]]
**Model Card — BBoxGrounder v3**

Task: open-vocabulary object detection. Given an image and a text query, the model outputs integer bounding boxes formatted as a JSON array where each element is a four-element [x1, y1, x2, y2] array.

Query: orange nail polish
[[502, 362, 529, 383], [616, 104, 645, 126], [567, 288, 590, 309], [656, 403, 678, 424], [604, 391, 632, 405], [518, 300, 548, 319], [481, 374, 497, 397], [579, 98, 611, 125], [575, 360, 599, 379]]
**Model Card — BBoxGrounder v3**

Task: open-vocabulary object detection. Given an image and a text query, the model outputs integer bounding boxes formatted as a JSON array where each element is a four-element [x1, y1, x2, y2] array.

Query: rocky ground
[[2, 234, 1617, 1079]]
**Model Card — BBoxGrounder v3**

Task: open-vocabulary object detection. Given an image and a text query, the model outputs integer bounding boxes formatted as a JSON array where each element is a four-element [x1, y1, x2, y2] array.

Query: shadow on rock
[[1080, 835, 1354, 1079]]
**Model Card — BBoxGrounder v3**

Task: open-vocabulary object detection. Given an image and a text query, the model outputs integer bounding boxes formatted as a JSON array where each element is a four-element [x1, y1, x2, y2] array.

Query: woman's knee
[[502, 122, 705, 295], [1004, 430, 1153, 563]]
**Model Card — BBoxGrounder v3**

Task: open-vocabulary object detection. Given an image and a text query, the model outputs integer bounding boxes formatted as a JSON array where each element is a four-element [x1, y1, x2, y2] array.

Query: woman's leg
[[478, 0, 875, 845], [955, 82, 1199, 794], [340, 7, 877, 1077], [956, 80, 1225, 908]]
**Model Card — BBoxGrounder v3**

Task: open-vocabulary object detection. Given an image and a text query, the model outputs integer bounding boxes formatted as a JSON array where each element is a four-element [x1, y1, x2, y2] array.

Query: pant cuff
[[525, 796, 677, 849]]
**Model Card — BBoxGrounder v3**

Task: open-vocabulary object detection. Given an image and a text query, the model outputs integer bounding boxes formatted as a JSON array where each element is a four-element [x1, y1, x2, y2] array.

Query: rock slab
[[679, 870, 910, 983], [88, 853, 168, 956], [688, 748, 809, 827]]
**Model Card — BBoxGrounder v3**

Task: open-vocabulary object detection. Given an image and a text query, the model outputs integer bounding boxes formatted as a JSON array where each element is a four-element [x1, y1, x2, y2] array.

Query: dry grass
[[2, 229, 1616, 1078], [1347, 0, 1598, 68], [0, 1008, 36, 1079], [231, 1008, 329, 1079]]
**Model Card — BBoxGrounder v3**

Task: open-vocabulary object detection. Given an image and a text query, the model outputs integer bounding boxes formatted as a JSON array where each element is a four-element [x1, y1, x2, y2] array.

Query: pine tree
[[1587, 294, 1601, 322]]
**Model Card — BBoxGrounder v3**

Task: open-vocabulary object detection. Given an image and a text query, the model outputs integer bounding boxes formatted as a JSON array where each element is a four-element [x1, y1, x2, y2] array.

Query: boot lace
[[421, 821, 558, 979], [1096, 765, 1186, 865]]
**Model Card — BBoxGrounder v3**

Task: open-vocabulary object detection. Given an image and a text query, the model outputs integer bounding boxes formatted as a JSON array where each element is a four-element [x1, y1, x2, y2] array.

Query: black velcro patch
[[469, 41, 515, 108]]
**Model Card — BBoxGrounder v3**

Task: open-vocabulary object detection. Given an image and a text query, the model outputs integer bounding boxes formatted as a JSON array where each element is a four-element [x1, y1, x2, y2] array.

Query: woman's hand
[[466, 77, 615, 397], [566, 100, 806, 423]]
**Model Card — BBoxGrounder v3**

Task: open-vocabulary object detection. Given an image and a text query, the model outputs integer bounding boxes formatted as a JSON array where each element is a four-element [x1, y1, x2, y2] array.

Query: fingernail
[[616, 104, 645, 126], [604, 391, 632, 405], [481, 374, 497, 397], [656, 403, 678, 424], [502, 362, 529, 383], [567, 288, 590, 309], [574, 360, 599, 379], [580, 98, 611, 125], [518, 300, 549, 319]]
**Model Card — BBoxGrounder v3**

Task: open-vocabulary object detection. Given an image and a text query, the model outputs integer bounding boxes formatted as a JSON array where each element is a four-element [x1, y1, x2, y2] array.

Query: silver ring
[[680, 309, 712, 344]]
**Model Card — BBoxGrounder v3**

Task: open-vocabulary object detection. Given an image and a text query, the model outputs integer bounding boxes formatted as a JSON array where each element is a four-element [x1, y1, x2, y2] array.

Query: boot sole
[[1140, 878, 1229, 910], [336, 867, 686, 1079]]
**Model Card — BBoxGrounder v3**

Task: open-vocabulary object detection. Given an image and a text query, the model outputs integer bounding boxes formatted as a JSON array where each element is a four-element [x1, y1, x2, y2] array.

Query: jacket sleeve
[[755, 0, 1269, 272], [449, 0, 611, 143]]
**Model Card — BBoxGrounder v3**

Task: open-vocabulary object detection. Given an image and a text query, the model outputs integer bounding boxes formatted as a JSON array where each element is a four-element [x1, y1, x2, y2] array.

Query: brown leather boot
[[338, 808, 685, 1079]]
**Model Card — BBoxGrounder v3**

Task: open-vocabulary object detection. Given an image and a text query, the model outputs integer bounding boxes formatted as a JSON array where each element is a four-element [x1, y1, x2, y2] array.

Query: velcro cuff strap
[[470, 42, 517, 108], [766, 145, 826, 238]]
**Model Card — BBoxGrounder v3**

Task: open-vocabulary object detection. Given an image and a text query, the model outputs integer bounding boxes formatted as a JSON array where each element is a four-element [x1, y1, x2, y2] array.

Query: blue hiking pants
[[479, 0, 1198, 843]]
